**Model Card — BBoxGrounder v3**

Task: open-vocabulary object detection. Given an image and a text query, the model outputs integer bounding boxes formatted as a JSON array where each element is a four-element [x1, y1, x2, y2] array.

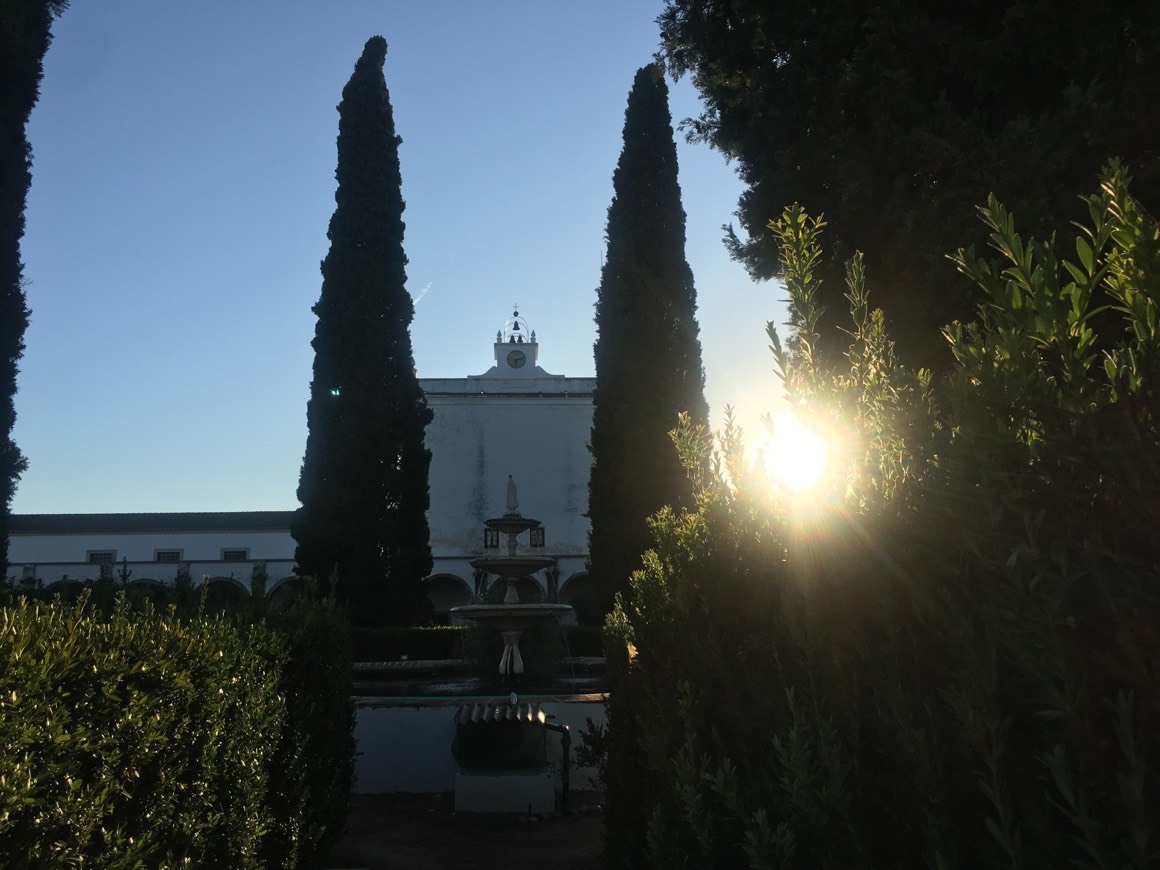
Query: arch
[[44, 578, 85, 601], [266, 575, 305, 608], [201, 575, 247, 610], [426, 573, 472, 615], [127, 577, 164, 588], [515, 575, 544, 602], [558, 571, 592, 602], [559, 571, 599, 625], [478, 574, 545, 603]]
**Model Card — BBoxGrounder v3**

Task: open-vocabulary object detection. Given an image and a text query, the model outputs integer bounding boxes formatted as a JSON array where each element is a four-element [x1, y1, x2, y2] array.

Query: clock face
[[507, 349, 527, 369]]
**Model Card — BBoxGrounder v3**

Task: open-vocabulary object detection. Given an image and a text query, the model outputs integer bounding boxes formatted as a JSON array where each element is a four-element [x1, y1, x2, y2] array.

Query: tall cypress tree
[[1, 0, 68, 573], [588, 64, 708, 616], [293, 36, 432, 626]]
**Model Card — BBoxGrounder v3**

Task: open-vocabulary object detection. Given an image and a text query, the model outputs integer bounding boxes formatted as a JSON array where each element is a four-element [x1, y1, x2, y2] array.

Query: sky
[[13, 1, 789, 514]]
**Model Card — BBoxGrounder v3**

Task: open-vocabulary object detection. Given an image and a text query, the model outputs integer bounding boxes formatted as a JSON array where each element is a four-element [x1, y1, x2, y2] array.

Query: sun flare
[[763, 412, 827, 492]]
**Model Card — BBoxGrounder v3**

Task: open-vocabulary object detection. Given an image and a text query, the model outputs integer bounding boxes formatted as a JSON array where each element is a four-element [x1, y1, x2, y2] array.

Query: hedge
[[0, 586, 355, 868], [0, 593, 283, 867]]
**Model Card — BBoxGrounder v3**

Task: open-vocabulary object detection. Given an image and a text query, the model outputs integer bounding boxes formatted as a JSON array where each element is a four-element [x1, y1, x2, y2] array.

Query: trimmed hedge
[[0, 586, 355, 868], [261, 589, 355, 867], [0, 593, 284, 867]]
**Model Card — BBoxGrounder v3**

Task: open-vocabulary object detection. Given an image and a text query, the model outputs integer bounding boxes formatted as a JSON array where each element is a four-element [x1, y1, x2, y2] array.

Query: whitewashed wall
[[9, 529, 294, 565], [421, 361, 594, 602], [9, 338, 596, 604]]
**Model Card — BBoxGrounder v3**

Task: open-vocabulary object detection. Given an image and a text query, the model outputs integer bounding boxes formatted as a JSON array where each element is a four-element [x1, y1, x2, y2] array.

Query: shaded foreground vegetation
[[0, 582, 354, 868], [603, 164, 1160, 867]]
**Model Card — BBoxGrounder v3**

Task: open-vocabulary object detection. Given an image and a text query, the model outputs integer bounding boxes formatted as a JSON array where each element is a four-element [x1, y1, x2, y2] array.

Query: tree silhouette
[[659, 0, 1160, 369], [293, 36, 432, 626], [0, 0, 68, 573], [588, 64, 708, 617]]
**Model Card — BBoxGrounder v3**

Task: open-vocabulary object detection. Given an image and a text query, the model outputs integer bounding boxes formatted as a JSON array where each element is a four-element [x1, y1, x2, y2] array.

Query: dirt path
[[324, 792, 605, 870]]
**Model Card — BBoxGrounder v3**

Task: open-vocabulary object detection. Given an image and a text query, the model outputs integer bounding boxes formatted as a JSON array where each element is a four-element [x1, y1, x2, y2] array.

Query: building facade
[[7, 312, 596, 621]]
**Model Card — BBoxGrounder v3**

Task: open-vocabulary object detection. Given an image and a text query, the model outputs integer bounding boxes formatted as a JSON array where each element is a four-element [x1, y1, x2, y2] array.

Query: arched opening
[[267, 575, 305, 609], [426, 574, 472, 625], [478, 574, 545, 603], [124, 578, 167, 605], [202, 576, 247, 612], [44, 578, 85, 602], [559, 571, 599, 625], [127, 580, 163, 593]]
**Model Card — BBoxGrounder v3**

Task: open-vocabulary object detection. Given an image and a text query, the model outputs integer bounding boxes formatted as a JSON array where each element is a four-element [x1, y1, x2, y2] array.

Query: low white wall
[[353, 695, 606, 794]]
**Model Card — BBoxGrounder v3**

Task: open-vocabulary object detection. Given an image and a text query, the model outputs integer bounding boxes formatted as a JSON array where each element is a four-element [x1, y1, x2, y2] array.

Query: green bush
[[0, 580, 356, 868], [604, 163, 1160, 867], [0, 592, 285, 867], [260, 585, 356, 868]]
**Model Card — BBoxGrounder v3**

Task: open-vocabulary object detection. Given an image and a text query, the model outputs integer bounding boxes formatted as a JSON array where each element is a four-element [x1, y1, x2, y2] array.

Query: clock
[[507, 349, 527, 369]]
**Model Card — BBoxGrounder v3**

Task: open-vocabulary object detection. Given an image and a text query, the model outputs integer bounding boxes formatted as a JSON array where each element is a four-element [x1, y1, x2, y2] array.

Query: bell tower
[[493, 307, 539, 376]]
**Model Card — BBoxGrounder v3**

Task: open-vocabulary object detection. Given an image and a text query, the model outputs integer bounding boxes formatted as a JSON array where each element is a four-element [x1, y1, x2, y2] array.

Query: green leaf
[[1075, 236, 1094, 273]]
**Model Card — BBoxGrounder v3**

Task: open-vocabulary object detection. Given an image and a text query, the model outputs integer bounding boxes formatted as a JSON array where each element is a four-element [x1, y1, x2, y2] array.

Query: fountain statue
[[451, 477, 572, 678]]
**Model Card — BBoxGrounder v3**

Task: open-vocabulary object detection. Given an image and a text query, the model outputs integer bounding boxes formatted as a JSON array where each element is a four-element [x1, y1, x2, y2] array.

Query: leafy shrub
[[0, 592, 285, 867], [260, 585, 356, 868], [604, 163, 1160, 867], [0, 580, 356, 868]]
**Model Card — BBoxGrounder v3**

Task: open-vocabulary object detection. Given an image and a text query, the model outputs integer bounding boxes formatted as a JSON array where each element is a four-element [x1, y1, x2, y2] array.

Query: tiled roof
[[9, 511, 295, 534]]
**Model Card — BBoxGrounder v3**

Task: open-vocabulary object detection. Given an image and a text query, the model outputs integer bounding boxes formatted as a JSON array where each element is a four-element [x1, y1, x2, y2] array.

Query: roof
[[9, 511, 295, 535]]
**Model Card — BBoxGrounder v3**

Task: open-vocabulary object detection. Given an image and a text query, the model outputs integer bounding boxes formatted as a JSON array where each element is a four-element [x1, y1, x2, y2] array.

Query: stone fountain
[[450, 476, 575, 814], [451, 476, 572, 679]]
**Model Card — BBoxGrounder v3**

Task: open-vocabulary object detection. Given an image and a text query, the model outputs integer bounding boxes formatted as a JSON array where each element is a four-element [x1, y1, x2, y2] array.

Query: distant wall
[[423, 382, 594, 561], [9, 365, 596, 606]]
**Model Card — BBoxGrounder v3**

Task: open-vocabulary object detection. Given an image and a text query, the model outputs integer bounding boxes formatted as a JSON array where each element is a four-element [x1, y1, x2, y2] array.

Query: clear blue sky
[[13, 1, 788, 514]]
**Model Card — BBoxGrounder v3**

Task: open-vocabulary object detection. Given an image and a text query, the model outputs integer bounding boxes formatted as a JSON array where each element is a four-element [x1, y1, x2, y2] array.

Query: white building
[[7, 312, 596, 621]]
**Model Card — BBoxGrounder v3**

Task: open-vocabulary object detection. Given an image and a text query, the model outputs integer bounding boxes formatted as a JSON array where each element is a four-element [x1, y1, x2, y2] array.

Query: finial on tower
[[500, 309, 533, 346]]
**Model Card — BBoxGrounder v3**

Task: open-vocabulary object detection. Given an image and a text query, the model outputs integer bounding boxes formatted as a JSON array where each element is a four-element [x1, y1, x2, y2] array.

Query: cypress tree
[[292, 36, 432, 626], [0, 0, 68, 573], [588, 64, 708, 616]]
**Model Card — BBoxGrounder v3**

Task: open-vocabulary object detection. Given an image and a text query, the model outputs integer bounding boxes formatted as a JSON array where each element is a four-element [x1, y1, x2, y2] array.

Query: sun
[[762, 412, 827, 492]]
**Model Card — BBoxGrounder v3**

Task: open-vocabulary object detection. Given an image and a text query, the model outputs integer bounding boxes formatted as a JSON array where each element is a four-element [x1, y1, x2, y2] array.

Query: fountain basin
[[468, 556, 557, 576], [481, 514, 541, 536]]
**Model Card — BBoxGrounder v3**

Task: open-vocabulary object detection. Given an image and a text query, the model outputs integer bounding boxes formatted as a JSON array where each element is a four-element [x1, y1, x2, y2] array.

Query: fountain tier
[[451, 476, 573, 677]]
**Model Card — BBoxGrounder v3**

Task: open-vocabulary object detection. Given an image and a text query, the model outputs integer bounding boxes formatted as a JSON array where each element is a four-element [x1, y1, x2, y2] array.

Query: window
[[483, 528, 499, 549], [530, 527, 545, 548], [155, 549, 182, 562], [87, 550, 116, 579], [222, 548, 249, 561]]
